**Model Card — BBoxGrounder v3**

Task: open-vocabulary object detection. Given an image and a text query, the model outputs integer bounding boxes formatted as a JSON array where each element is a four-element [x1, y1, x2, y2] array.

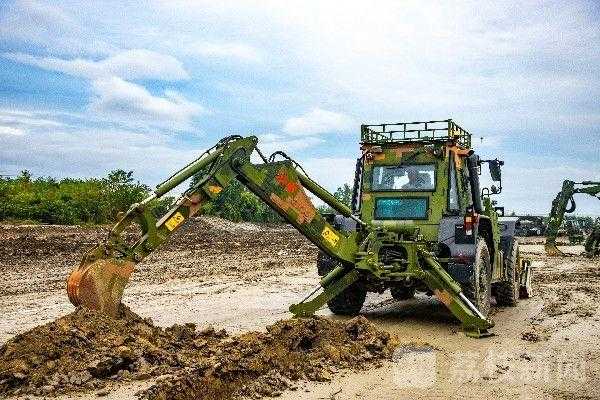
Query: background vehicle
[[545, 180, 600, 257], [67, 120, 532, 338], [515, 216, 545, 237]]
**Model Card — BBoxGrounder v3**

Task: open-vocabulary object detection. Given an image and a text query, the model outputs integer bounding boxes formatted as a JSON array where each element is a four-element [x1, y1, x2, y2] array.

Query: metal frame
[[361, 119, 472, 148]]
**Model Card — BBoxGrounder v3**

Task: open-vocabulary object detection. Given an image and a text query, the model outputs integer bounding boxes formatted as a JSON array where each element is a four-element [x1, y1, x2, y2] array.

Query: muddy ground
[[1, 218, 599, 399]]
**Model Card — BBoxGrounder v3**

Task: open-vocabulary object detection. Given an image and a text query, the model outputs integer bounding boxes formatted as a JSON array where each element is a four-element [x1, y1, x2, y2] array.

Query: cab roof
[[361, 119, 472, 149]]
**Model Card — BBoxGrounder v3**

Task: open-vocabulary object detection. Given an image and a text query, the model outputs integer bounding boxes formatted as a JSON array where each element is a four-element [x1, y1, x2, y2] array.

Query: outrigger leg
[[418, 250, 494, 338]]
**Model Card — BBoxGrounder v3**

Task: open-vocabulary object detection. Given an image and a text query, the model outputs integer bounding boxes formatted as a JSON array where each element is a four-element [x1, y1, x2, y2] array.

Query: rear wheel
[[496, 238, 519, 306], [463, 238, 492, 317], [317, 252, 366, 315]]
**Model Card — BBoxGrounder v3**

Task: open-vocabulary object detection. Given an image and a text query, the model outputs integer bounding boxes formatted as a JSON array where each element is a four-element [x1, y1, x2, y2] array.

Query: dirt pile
[[0, 307, 395, 399], [0, 306, 226, 396], [141, 316, 395, 400]]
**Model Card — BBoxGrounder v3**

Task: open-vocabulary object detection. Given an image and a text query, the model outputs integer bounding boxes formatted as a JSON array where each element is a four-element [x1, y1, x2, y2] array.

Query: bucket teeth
[[67, 258, 135, 317]]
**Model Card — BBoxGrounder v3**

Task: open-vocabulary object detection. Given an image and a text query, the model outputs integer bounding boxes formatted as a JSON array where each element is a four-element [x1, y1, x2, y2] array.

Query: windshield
[[372, 164, 436, 191]]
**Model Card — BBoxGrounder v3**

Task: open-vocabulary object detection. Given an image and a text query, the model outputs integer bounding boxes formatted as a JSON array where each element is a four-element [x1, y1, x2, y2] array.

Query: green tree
[[201, 180, 281, 223], [101, 170, 149, 220], [0, 170, 167, 225], [318, 183, 354, 214], [333, 183, 353, 207]]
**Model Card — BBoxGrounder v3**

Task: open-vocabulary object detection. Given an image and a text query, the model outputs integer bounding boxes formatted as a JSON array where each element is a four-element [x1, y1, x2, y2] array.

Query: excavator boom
[[67, 136, 360, 316]]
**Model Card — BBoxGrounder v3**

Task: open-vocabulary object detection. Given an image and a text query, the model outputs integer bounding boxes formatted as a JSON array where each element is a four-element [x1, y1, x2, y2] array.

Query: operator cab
[[355, 120, 490, 239]]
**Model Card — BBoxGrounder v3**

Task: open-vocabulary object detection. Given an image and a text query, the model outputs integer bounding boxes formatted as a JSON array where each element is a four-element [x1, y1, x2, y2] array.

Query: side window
[[448, 155, 460, 212]]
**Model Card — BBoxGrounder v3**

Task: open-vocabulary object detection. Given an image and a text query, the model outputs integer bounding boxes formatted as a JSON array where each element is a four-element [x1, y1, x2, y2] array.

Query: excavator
[[545, 180, 600, 257], [67, 120, 532, 338]]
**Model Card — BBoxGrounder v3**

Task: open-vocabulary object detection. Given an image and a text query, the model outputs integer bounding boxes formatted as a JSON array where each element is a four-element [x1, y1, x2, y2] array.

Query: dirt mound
[[0, 306, 227, 396], [141, 316, 395, 400], [0, 307, 395, 399]]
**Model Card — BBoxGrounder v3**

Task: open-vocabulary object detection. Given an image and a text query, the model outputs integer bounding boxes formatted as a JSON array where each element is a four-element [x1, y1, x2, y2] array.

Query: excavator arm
[[67, 136, 363, 316], [545, 180, 600, 256]]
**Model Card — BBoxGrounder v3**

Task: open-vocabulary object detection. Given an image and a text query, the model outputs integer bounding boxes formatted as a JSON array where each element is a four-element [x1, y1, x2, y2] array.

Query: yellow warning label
[[207, 185, 223, 195], [165, 212, 185, 231], [321, 226, 340, 247]]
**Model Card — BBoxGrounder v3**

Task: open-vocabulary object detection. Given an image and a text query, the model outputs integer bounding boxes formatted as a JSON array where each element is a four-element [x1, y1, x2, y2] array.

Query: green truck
[[68, 119, 532, 338]]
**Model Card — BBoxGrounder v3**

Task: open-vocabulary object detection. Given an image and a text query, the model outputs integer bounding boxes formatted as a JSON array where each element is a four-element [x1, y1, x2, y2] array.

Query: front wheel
[[463, 238, 492, 317], [317, 252, 366, 315]]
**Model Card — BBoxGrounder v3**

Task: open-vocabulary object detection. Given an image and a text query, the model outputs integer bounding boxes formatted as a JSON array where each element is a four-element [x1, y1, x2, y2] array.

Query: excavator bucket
[[67, 255, 135, 317]]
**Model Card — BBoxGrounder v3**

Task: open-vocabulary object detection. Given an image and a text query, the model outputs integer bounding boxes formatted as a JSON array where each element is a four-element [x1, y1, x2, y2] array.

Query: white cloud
[[0, 0, 116, 56], [0, 110, 65, 129], [89, 77, 205, 130], [2, 50, 199, 129], [3, 49, 189, 81], [0, 108, 204, 187], [283, 108, 354, 136], [299, 156, 357, 193], [0, 126, 25, 136], [188, 42, 262, 63], [256, 133, 324, 156]]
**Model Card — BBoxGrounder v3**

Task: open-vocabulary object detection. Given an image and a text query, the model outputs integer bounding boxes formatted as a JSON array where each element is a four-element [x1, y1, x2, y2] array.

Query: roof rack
[[361, 119, 472, 148]]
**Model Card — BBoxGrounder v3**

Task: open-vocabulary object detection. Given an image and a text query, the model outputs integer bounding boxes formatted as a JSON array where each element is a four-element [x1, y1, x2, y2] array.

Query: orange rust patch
[[270, 190, 316, 225], [448, 146, 471, 169], [433, 289, 453, 307], [207, 185, 223, 195], [275, 170, 301, 193], [373, 153, 385, 161], [104, 260, 135, 278]]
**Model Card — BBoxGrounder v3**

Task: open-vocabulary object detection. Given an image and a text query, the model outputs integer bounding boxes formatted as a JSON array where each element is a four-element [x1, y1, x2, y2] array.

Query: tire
[[496, 238, 519, 306], [390, 286, 415, 300], [316, 251, 366, 315], [463, 238, 492, 317]]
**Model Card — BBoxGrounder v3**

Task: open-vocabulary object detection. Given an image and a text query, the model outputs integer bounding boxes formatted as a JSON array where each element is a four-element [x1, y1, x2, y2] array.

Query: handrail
[[361, 119, 472, 148]]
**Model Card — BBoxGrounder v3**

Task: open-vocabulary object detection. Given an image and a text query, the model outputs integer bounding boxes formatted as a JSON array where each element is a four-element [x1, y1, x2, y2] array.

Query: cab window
[[372, 164, 435, 191]]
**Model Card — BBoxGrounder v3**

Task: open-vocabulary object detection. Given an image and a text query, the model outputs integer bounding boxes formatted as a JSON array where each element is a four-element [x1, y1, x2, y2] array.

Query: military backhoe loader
[[67, 119, 532, 338], [545, 180, 600, 257]]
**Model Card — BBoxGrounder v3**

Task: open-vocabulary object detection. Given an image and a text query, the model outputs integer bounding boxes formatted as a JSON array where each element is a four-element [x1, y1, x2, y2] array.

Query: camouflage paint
[[68, 125, 510, 337]]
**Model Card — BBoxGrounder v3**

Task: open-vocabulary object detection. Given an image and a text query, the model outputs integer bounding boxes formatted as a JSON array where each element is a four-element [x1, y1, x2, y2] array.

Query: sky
[[0, 0, 599, 215]]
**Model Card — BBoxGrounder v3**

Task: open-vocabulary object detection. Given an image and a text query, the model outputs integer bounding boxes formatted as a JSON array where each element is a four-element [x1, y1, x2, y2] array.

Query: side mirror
[[489, 159, 503, 182]]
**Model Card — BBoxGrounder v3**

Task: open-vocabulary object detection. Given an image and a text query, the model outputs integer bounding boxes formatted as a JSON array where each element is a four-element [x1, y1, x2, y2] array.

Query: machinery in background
[[545, 180, 600, 257], [515, 216, 545, 237]]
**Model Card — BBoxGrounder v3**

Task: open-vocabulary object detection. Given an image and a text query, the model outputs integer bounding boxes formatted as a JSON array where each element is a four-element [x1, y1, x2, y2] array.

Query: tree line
[[0, 170, 352, 225], [0, 170, 175, 225]]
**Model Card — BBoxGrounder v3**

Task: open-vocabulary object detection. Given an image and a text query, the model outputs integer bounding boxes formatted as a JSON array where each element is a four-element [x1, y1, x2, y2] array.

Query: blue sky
[[0, 0, 599, 214]]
